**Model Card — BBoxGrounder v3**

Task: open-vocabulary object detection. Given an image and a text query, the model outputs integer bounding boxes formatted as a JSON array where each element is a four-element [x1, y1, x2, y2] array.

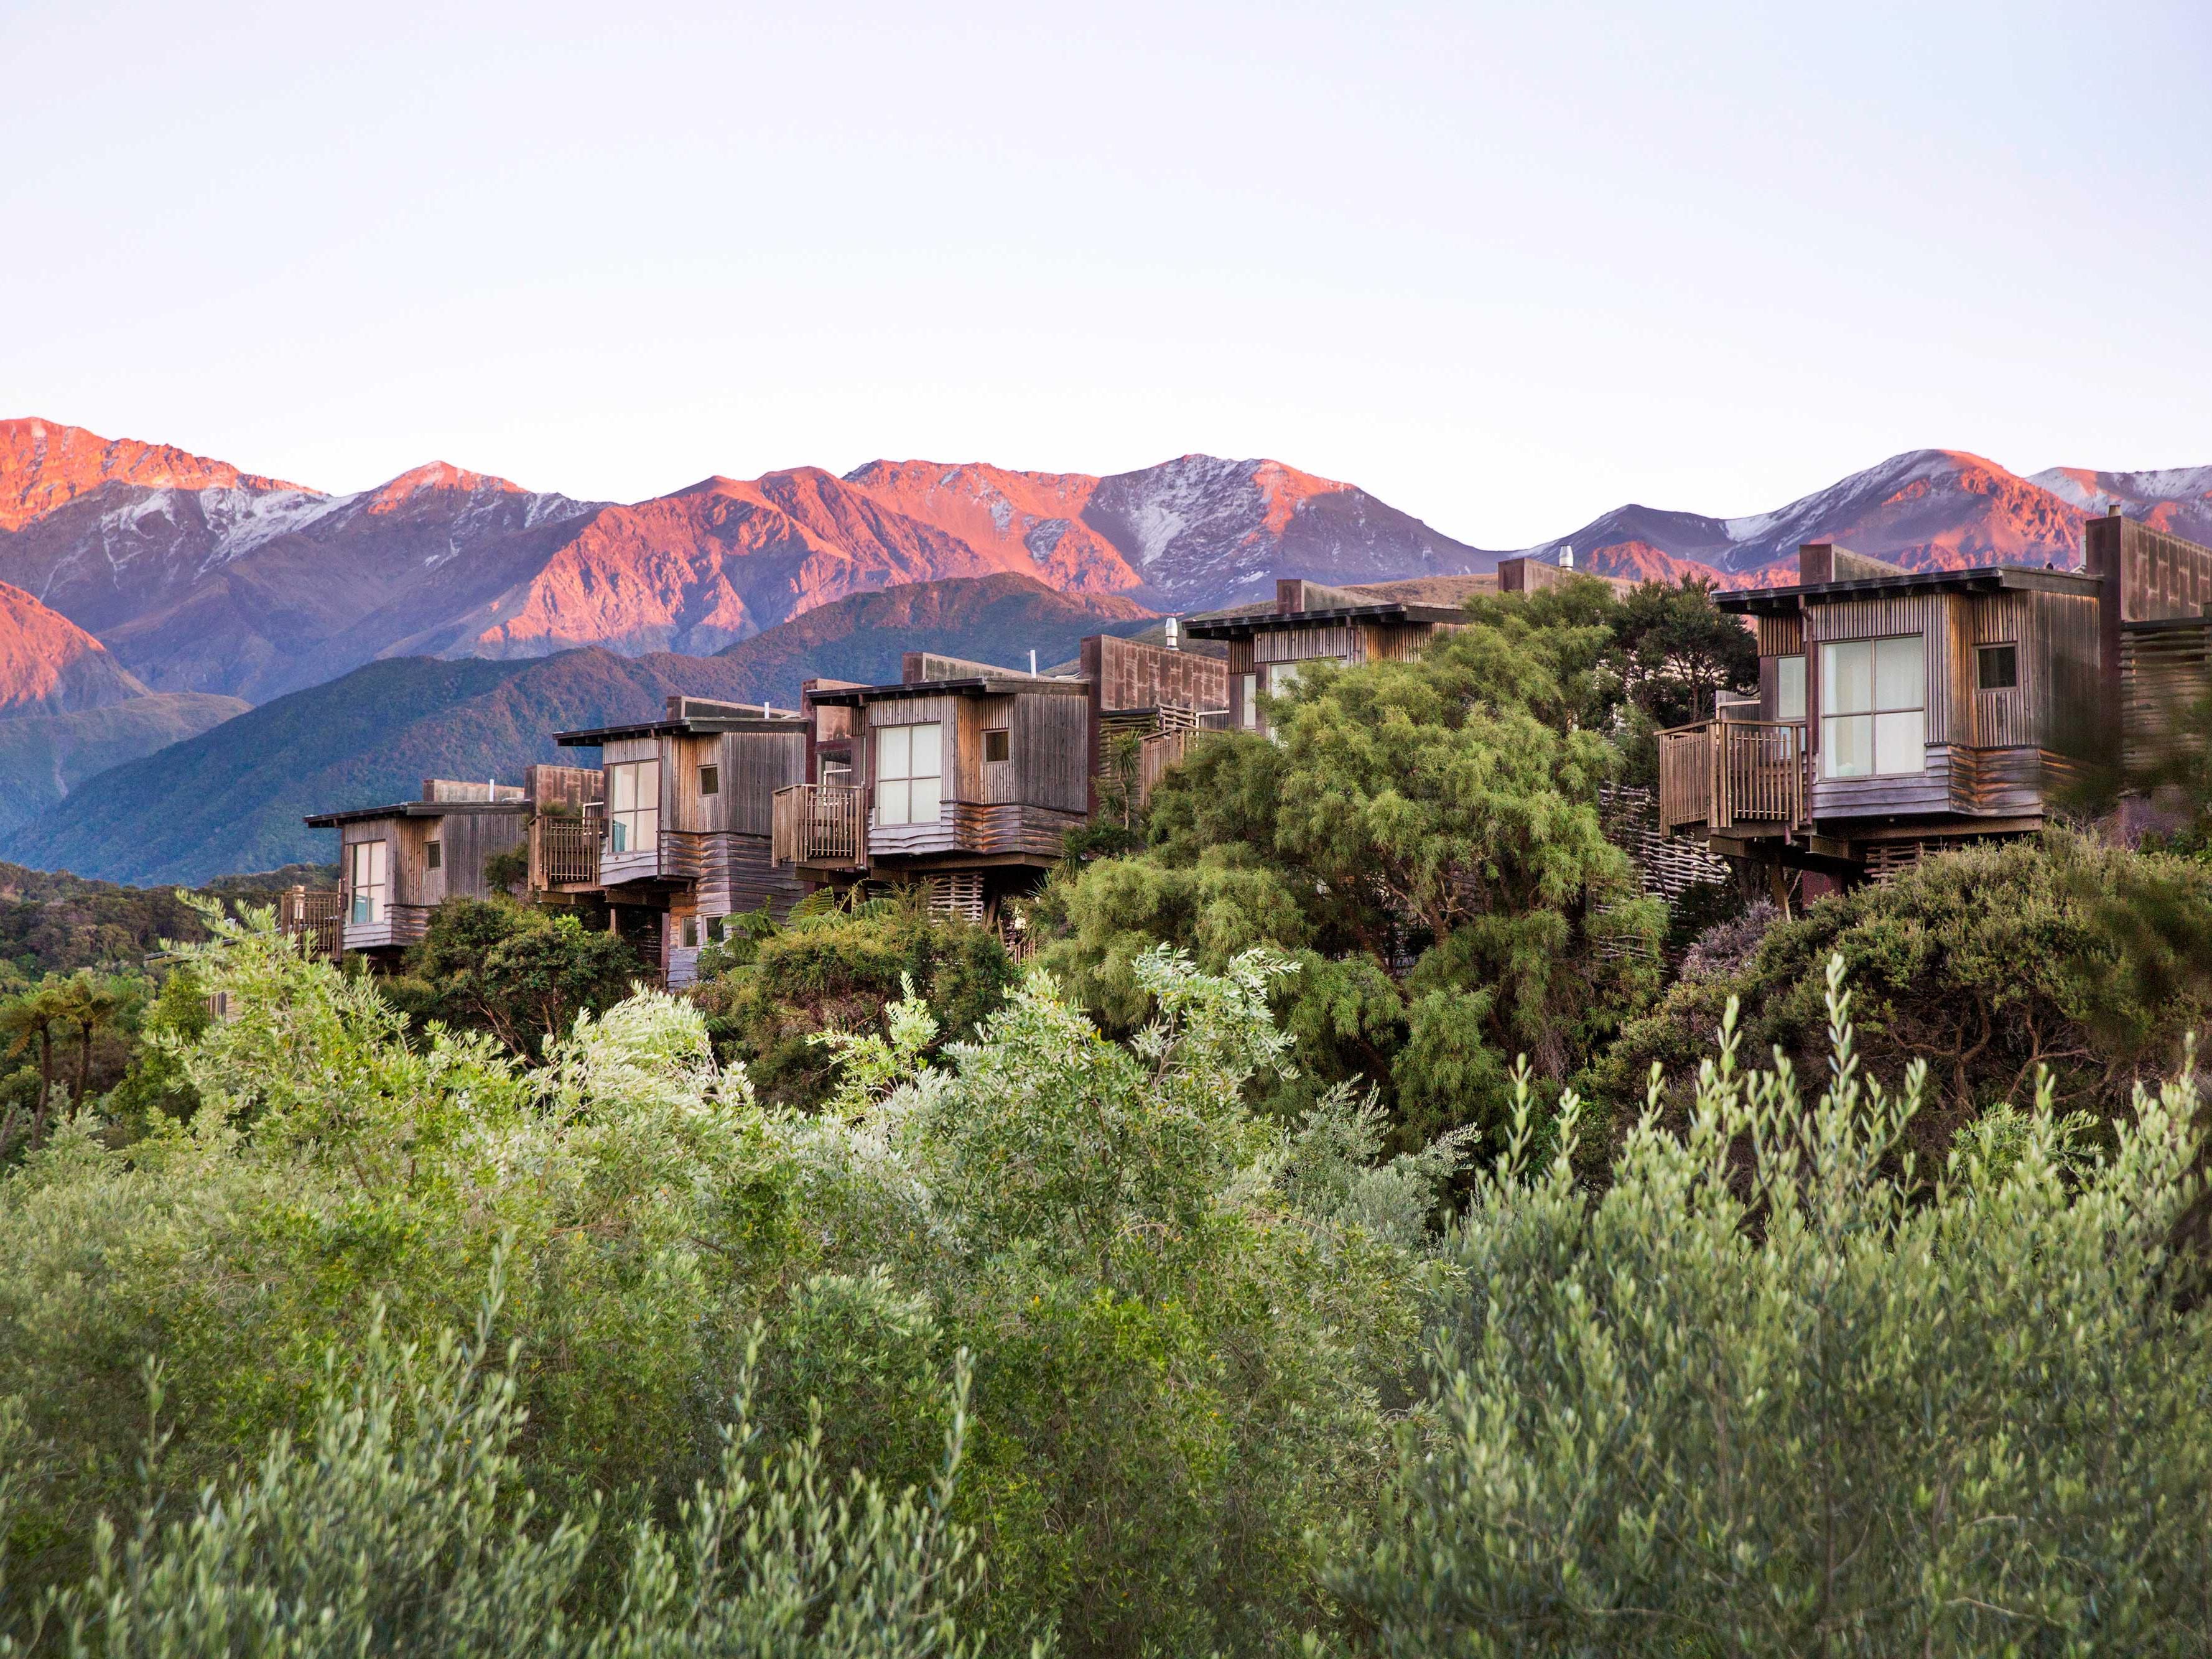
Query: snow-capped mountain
[[0, 425, 1500, 697], [6, 421, 2212, 717], [0, 423, 602, 698], [2028, 464, 2212, 549], [1518, 450, 2093, 582]]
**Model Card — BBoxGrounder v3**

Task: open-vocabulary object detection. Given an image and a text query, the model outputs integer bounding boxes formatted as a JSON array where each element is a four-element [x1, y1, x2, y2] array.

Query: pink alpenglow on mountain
[[0, 418, 314, 533], [0, 580, 151, 715]]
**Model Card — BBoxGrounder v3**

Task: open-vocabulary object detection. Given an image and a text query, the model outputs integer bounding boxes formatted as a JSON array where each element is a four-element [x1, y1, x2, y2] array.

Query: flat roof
[[304, 800, 529, 829], [1183, 600, 1467, 639], [1717, 565, 2103, 615], [554, 713, 808, 747], [804, 676, 1089, 707]]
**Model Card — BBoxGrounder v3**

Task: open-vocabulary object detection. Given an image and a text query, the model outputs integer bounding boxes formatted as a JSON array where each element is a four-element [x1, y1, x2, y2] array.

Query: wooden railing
[[532, 812, 603, 888], [277, 885, 343, 962], [771, 784, 868, 867], [1657, 719, 1808, 835]]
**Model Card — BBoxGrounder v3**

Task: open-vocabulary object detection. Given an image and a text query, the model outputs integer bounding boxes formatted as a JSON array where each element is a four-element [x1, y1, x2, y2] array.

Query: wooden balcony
[[277, 885, 343, 963], [531, 812, 603, 890], [771, 783, 868, 868], [1658, 719, 1809, 836]]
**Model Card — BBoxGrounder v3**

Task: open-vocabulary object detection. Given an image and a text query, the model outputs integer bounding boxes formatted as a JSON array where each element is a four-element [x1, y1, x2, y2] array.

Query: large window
[[1820, 635, 1924, 779], [348, 839, 387, 926], [875, 721, 942, 826], [1775, 654, 1806, 721], [606, 759, 660, 853]]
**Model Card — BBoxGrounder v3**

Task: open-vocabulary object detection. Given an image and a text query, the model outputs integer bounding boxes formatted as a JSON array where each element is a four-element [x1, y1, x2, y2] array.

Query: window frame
[[1819, 634, 1926, 780], [873, 720, 944, 827], [981, 727, 1010, 764], [425, 839, 442, 871], [1774, 654, 1807, 722], [698, 763, 720, 797], [606, 758, 661, 853], [348, 839, 388, 926], [1238, 674, 1258, 730], [1976, 643, 2019, 692]]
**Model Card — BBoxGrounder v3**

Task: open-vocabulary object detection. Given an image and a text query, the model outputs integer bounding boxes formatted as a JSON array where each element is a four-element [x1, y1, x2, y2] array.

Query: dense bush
[[690, 896, 1018, 1110], [0, 906, 1459, 1655], [1599, 833, 2212, 1151], [1037, 582, 1665, 1150], [1334, 959, 2212, 1655], [383, 896, 645, 1054]]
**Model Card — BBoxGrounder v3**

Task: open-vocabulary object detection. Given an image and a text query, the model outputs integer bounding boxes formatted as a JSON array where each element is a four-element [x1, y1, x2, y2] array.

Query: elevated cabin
[[774, 636, 1225, 926], [1079, 633, 1230, 811], [1658, 514, 2212, 881], [305, 776, 538, 959], [552, 696, 810, 985], [1184, 560, 1624, 736]]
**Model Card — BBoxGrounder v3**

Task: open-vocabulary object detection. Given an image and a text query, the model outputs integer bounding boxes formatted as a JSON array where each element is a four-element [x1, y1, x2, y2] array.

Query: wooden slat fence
[[1657, 720, 1808, 834], [532, 813, 602, 889], [771, 784, 868, 867]]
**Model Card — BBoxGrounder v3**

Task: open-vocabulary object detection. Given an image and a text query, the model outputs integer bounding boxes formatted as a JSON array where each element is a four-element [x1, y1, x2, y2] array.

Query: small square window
[[682, 916, 699, 948], [699, 764, 720, 796], [706, 916, 725, 944], [982, 728, 1010, 764], [1977, 644, 2019, 691], [426, 840, 442, 870]]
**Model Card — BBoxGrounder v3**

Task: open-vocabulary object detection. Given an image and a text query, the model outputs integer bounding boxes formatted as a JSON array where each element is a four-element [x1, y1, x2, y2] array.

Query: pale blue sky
[[4, 0, 2209, 546]]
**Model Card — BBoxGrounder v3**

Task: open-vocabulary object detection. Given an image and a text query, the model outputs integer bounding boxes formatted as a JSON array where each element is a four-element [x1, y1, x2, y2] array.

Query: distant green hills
[[3, 575, 1159, 885], [0, 692, 248, 836]]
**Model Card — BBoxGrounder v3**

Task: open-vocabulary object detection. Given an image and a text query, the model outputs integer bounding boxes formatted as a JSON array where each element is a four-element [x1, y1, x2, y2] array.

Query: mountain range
[[3, 415, 2211, 882]]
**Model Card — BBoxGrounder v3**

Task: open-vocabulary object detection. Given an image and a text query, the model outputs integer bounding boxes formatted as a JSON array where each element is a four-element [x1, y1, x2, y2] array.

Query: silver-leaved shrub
[[1331, 957, 2212, 1657]]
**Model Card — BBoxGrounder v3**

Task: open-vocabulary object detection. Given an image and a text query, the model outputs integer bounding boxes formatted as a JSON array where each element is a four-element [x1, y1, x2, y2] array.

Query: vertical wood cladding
[[861, 689, 1090, 816], [1080, 635, 1227, 715], [437, 810, 526, 900], [1754, 614, 1805, 657], [1013, 692, 1092, 811], [526, 764, 602, 812]]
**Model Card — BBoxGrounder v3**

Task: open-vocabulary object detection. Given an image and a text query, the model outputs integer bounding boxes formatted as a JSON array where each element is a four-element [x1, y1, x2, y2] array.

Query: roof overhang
[[302, 801, 528, 829], [1717, 565, 2103, 616], [554, 715, 807, 747], [1183, 602, 1464, 639], [804, 676, 1089, 707]]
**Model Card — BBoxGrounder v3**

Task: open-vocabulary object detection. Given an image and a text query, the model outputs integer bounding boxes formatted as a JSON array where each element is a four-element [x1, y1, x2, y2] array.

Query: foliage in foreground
[[9, 1260, 985, 1659], [1599, 832, 2212, 1151], [0, 906, 1456, 1657], [1338, 957, 2212, 1657]]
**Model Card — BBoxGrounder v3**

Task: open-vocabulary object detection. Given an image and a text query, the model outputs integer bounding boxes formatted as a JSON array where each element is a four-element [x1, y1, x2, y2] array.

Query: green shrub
[[1332, 958, 2212, 1656], [692, 903, 1017, 1110], [17, 1257, 987, 1659], [389, 898, 644, 1057], [1599, 832, 2212, 1151]]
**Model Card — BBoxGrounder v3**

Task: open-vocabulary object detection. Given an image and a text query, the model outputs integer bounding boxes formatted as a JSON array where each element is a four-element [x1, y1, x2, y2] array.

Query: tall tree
[[0, 982, 63, 1147], [1042, 587, 1665, 1145], [49, 973, 125, 1108]]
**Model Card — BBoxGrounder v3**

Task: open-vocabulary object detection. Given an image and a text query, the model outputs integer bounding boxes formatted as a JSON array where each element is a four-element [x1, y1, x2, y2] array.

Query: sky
[[4, 0, 2211, 548]]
